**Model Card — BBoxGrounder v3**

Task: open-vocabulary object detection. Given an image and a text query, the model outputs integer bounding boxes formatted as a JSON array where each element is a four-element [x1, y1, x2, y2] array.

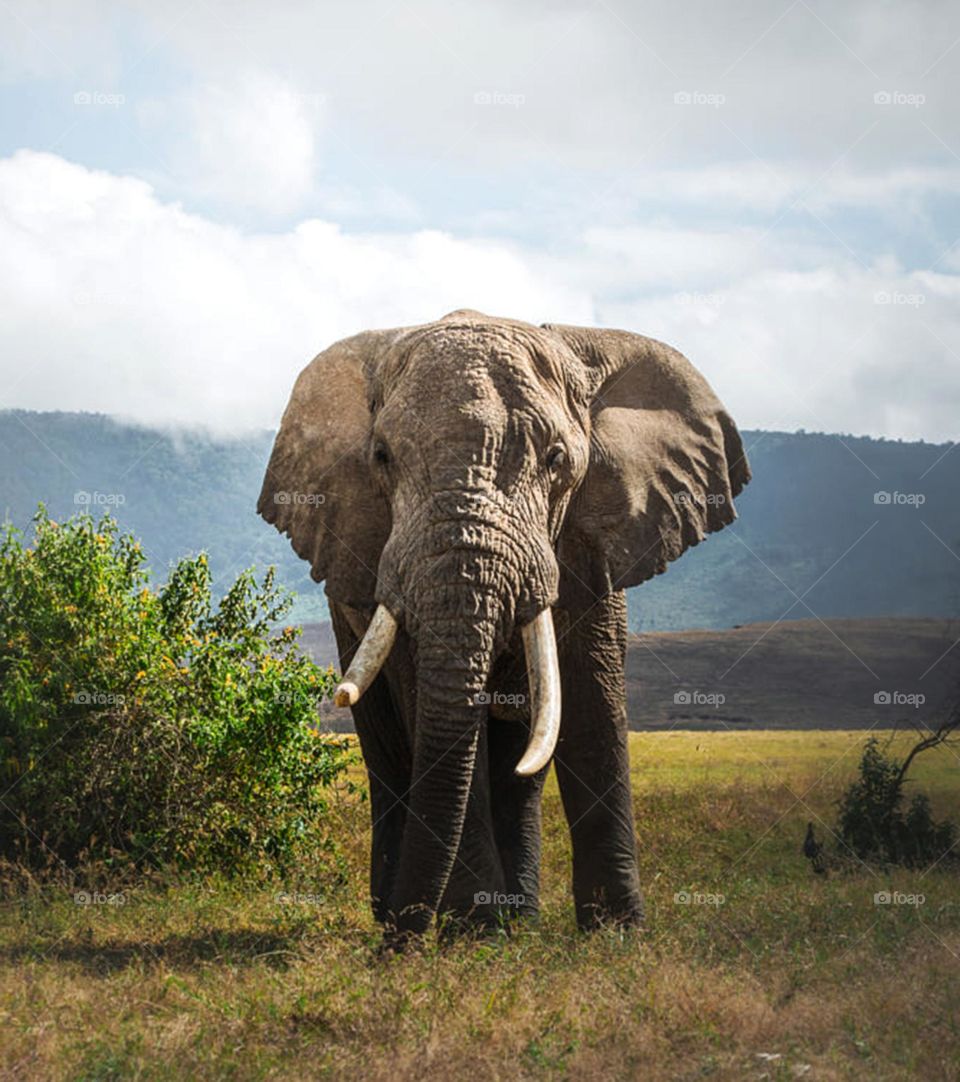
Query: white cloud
[[137, 72, 322, 216], [0, 0, 120, 82], [578, 223, 830, 291], [599, 262, 960, 442], [0, 150, 956, 442], [589, 162, 960, 217], [1, 3, 957, 451], [0, 151, 591, 433], [131, 0, 960, 173]]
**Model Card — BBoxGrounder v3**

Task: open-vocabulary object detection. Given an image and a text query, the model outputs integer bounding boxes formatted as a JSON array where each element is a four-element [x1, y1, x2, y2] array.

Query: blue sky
[[0, 0, 958, 439]]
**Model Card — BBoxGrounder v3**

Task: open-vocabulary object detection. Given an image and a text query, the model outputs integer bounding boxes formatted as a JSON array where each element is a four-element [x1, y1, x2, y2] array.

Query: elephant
[[258, 310, 749, 946]]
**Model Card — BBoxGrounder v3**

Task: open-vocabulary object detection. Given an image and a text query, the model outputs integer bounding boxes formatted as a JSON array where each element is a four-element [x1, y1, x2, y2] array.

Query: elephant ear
[[544, 324, 751, 598], [257, 329, 401, 607]]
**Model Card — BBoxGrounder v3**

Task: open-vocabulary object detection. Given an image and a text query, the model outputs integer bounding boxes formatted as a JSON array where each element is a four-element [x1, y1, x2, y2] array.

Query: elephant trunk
[[386, 576, 503, 937], [363, 495, 562, 939]]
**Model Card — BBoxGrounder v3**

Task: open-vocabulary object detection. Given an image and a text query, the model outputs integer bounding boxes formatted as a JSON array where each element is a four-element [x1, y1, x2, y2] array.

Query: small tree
[[0, 507, 353, 879], [838, 718, 957, 867]]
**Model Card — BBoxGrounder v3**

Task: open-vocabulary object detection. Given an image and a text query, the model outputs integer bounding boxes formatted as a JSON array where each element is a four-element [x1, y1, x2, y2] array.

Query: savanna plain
[[3, 730, 959, 1081]]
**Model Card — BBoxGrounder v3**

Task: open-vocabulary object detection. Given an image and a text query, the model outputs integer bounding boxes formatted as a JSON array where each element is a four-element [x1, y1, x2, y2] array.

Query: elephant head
[[258, 310, 749, 935]]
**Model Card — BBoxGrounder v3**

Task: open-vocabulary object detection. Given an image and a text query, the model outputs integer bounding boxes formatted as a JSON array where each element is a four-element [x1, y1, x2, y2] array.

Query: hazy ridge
[[2, 410, 957, 631]]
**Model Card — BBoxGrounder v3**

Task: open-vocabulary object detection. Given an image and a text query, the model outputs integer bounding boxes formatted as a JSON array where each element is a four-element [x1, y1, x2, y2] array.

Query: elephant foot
[[575, 892, 645, 933], [437, 906, 507, 945], [438, 918, 507, 949], [374, 899, 437, 957], [376, 927, 425, 959], [437, 900, 541, 945]]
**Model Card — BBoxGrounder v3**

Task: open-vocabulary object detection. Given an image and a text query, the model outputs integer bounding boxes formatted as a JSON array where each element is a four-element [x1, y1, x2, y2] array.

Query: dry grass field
[[2, 730, 959, 1081]]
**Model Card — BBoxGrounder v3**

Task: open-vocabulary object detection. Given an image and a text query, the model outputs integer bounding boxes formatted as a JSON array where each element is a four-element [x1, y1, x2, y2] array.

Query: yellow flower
[[135, 670, 146, 681]]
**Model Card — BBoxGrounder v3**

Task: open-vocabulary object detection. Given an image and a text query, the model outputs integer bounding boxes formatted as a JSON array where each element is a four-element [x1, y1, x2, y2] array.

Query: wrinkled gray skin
[[259, 311, 749, 945]]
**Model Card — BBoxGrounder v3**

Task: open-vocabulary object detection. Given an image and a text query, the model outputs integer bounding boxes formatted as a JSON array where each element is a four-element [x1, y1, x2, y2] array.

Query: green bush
[[0, 507, 353, 878], [838, 737, 955, 866]]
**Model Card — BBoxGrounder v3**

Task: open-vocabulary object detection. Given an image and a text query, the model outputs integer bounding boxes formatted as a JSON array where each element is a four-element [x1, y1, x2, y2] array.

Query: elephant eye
[[373, 440, 391, 467], [545, 445, 566, 476]]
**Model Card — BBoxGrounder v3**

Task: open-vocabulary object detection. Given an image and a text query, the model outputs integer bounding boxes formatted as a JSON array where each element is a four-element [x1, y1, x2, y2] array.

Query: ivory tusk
[[334, 605, 398, 707], [514, 608, 562, 776]]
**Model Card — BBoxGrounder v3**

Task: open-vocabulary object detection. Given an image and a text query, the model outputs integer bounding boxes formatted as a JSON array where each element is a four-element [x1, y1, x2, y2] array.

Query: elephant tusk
[[334, 604, 398, 707], [514, 608, 562, 777]]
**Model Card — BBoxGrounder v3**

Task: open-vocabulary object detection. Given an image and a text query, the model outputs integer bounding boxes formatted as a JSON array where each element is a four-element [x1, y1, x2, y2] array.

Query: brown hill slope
[[299, 617, 959, 730], [625, 617, 957, 729]]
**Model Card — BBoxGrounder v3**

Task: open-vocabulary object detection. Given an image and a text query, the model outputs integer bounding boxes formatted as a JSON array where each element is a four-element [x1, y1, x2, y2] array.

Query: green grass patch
[[2, 730, 958, 1080]]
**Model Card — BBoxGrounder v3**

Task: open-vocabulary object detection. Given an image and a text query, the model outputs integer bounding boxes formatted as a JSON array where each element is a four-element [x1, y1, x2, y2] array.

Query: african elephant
[[258, 310, 749, 945]]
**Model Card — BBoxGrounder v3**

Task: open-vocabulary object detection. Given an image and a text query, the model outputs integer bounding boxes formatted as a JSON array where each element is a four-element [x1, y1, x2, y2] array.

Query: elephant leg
[[553, 592, 644, 931], [488, 716, 546, 920], [437, 721, 507, 936], [331, 603, 411, 926]]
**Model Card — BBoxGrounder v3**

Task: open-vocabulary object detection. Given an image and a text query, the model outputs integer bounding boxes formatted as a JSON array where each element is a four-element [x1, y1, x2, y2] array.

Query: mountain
[[633, 428, 960, 630], [0, 410, 325, 623], [1, 410, 958, 629]]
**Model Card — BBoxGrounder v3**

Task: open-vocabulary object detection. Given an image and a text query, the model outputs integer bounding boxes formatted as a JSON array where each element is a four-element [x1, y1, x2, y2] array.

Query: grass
[[2, 730, 959, 1080]]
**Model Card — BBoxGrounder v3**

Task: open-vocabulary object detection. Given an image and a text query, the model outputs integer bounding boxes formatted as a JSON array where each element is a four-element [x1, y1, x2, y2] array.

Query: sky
[[0, 0, 958, 440]]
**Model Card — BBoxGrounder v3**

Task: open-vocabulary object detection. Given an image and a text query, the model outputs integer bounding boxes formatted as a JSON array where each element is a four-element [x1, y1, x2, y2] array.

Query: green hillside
[[1, 410, 957, 629]]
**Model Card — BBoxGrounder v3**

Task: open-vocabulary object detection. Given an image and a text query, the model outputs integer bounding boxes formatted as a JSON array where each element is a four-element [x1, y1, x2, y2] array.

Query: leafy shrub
[[0, 507, 353, 878], [838, 737, 955, 866]]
